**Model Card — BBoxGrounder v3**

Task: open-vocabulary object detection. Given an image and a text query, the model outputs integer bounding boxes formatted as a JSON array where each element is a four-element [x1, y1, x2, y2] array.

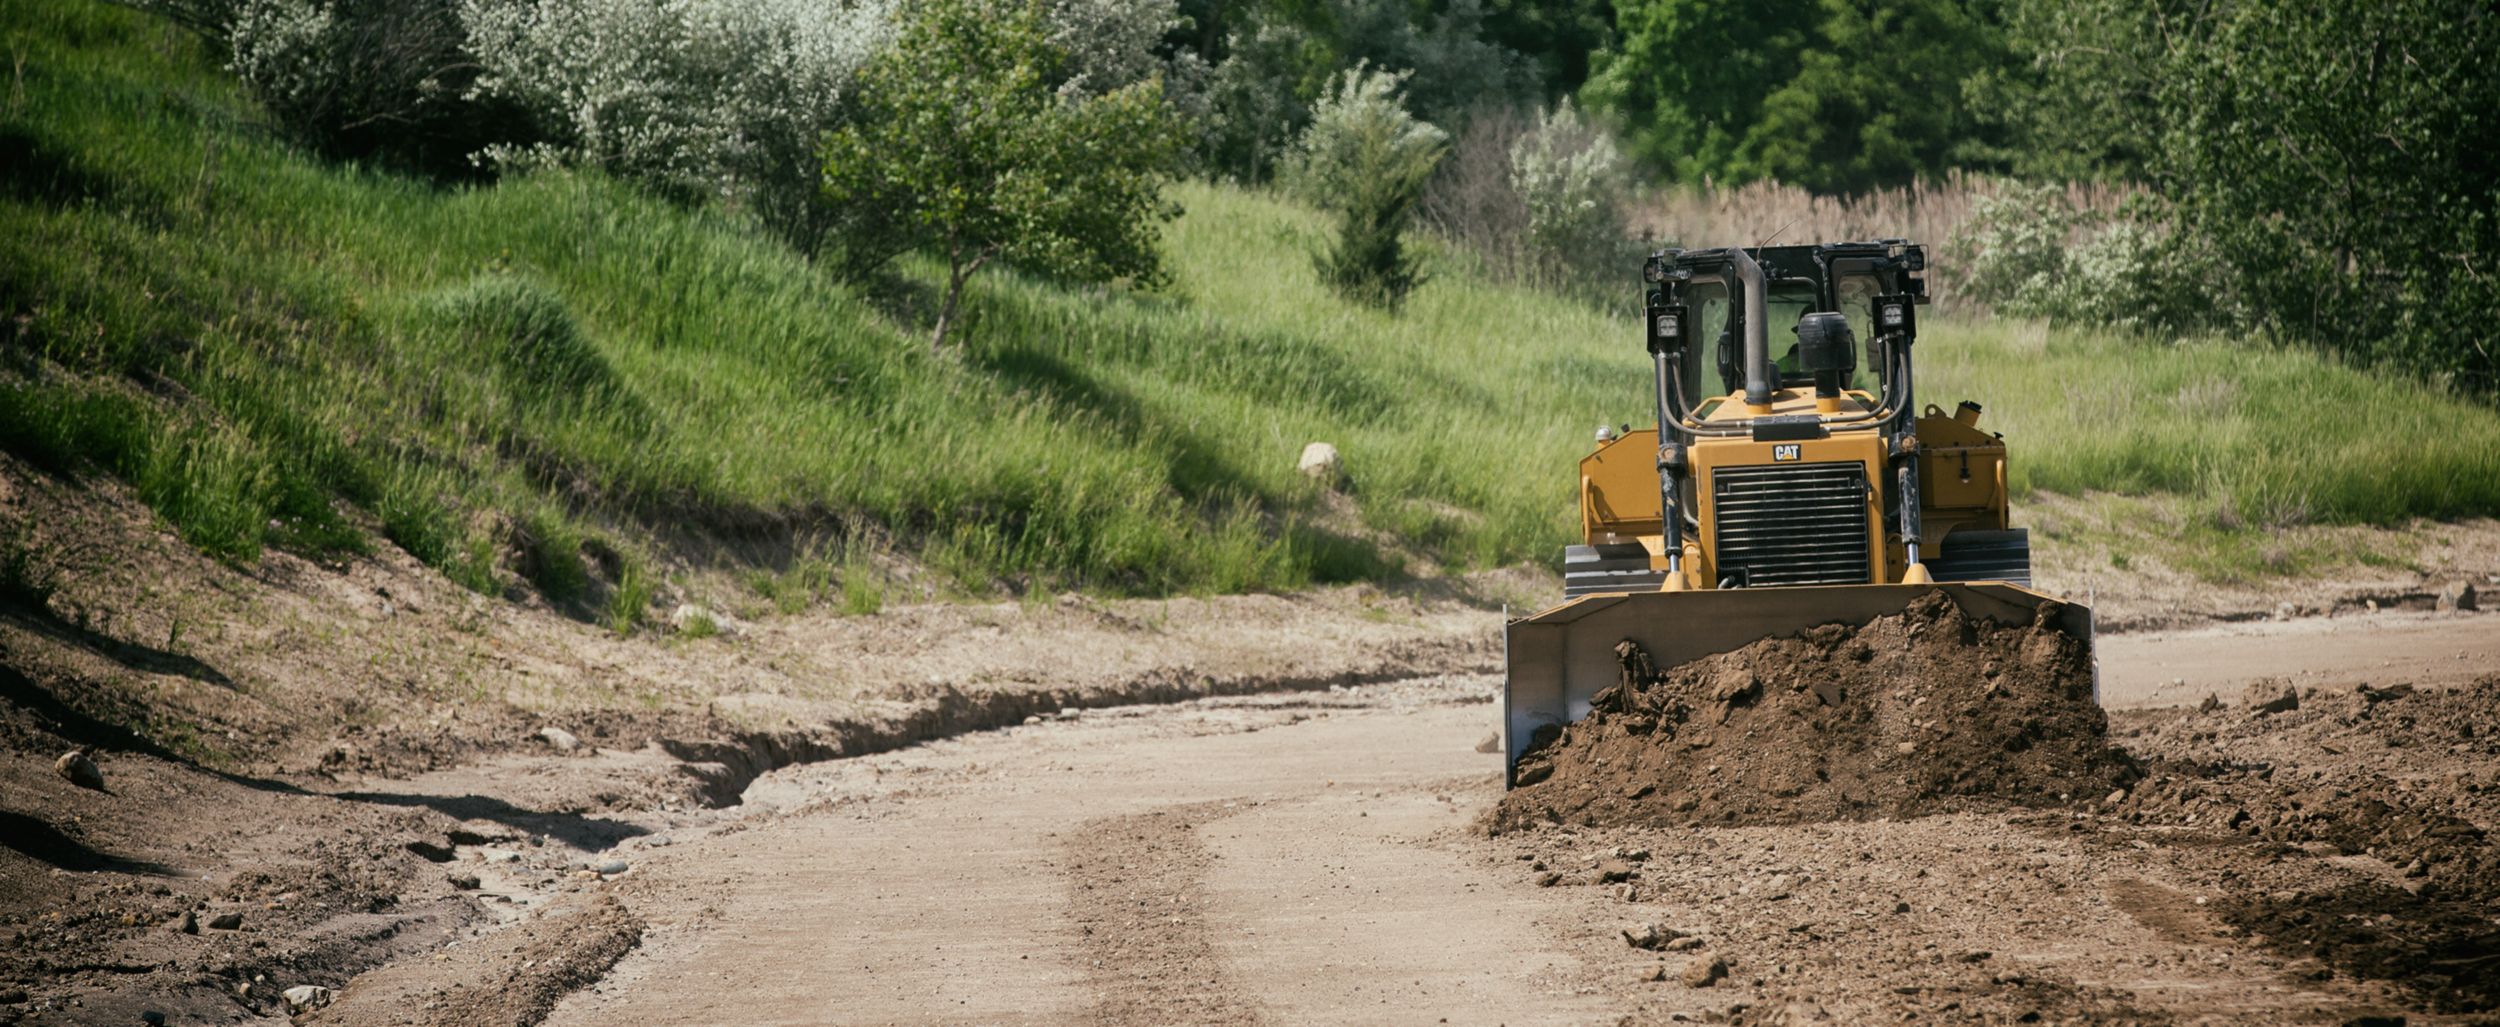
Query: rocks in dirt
[[52, 748, 103, 790], [1475, 732, 1501, 754], [1682, 956, 1728, 988], [1596, 859, 1637, 883], [448, 872, 482, 890], [175, 909, 197, 934], [2243, 677, 2300, 715], [595, 859, 629, 876], [2357, 682, 2415, 704], [1491, 592, 2134, 831], [1533, 871, 1561, 887], [1297, 442, 1342, 482], [282, 985, 334, 1013], [1623, 923, 1689, 950], [2438, 580, 2478, 612], [206, 912, 243, 931], [536, 727, 581, 753]]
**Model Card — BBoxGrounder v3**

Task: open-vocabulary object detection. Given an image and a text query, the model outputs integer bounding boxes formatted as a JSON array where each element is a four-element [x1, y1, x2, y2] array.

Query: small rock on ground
[[53, 749, 103, 790], [1683, 956, 1728, 988], [1297, 442, 1342, 481], [206, 912, 242, 931], [537, 726, 581, 752], [282, 985, 333, 1012]]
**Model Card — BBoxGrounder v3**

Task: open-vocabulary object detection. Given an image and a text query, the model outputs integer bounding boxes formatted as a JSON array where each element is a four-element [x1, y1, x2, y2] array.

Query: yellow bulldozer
[[1502, 240, 2095, 784]]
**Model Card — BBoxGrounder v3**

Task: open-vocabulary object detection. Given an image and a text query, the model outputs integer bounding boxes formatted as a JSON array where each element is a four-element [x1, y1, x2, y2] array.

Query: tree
[[820, 0, 1184, 350], [1582, 0, 2014, 194], [1579, 0, 1814, 183], [1285, 63, 1449, 309], [1986, 0, 2500, 394]]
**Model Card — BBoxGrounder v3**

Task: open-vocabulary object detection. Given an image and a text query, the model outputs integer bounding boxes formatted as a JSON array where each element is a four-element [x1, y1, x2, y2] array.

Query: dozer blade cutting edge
[[1499, 583, 2094, 787]]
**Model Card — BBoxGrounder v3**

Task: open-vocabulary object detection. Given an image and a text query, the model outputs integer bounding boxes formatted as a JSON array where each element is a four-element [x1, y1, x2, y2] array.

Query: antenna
[[1758, 214, 1803, 248]]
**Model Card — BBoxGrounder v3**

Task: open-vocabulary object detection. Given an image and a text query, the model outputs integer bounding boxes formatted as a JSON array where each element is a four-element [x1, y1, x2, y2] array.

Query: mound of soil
[[1490, 591, 2139, 831]]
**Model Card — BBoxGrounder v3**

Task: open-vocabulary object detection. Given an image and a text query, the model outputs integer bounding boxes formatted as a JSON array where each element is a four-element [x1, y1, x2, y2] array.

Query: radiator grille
[[1710, 463, 1873, 586]]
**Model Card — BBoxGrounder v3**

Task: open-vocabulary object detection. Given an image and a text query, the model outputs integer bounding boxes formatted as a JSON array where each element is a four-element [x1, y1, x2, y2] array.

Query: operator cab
[[1658, 243, 1920, 409]]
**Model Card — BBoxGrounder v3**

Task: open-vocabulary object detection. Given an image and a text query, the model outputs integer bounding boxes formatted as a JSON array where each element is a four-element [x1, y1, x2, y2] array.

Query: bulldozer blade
[[1500, 582, 2093, 786]]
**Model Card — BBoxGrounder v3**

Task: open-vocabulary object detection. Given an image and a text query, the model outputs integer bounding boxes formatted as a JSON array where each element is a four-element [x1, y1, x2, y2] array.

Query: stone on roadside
[[206, 912, 243, 931], [2438, 580, 2478, 612], [2243, 678, 2299, 715], [536, 727, 580, 753], [1474, 732, 1501, 754], [176, 909, 198, 934], [1623, 923, 1686, 950], [447, 872, 482, 890], [1667, 936, 1705, 952], [1297, 442, 1342, 482], [1533, 871, 1561, 887], [282, 985, 334, 1013], [53, 749, 104, 791], [1682, 956, 1728, 988], [596, 859, 628, 876], [1596, 859, 1636, 884]]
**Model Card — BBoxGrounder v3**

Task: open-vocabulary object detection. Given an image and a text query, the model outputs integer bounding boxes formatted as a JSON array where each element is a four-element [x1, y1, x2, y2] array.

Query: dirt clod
[[1492, 593, 2136, 830], [2243, 677, 2300, 715]]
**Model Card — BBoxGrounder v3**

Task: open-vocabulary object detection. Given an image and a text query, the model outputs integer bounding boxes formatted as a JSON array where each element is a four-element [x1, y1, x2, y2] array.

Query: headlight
[[1880, 302, 1906, 329]]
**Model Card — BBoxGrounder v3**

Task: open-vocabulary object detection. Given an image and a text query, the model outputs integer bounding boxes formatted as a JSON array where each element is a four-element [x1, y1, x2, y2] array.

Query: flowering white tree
[[459, 0, 895, 248], [1507, 98, 1626, 289]]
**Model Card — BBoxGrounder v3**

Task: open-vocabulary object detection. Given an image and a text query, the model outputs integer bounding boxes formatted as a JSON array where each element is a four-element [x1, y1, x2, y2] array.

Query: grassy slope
[[6, 1, 2499, 618]]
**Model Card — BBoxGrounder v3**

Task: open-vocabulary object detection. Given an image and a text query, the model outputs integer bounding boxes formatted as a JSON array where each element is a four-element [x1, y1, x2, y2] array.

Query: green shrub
[[1285, 64, 1448, 309], [1507, 98, 1629, 294], [421, 274, 611, 395]]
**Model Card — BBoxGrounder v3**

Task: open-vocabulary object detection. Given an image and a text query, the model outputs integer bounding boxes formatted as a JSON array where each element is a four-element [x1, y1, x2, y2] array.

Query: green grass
[[1921, 321, 2500, 527], [5, 0, 2499, 614]]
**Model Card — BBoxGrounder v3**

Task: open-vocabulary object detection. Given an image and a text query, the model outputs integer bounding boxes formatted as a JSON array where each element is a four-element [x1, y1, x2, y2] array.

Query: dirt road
[[6, 593, 2494, 1025], [482, 612, 2496, 1027], [542, 681, 1610, 1026]]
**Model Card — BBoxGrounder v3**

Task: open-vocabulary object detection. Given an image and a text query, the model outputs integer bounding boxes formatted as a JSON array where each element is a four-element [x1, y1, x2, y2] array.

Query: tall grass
[[4, 0, 2496, 613], [1922, 321, 2500, 526], [0, 1, 1644, 600], [1630, 171, 2137, 315]]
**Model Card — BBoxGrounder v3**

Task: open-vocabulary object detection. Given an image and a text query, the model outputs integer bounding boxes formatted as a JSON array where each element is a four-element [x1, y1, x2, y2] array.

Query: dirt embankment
[[1493, 591, 2137, 832]]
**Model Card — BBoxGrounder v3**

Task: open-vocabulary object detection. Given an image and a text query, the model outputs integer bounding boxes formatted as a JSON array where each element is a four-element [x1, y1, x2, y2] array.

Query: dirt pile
[[1491, 591, 2138, 831]]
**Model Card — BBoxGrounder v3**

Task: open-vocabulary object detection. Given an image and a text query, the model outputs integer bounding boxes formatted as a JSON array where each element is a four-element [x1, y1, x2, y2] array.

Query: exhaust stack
[[1730, 247, 1772, 409]]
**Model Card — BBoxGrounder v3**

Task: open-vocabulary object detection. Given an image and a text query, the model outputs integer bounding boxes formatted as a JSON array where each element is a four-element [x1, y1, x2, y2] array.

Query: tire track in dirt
[[1065, 804, 1267, 1027]]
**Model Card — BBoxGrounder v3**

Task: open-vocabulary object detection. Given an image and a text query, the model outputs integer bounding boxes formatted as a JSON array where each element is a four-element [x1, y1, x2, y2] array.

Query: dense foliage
[[1584, 0, 2009, 194], [1985, 0, 2500, 394]]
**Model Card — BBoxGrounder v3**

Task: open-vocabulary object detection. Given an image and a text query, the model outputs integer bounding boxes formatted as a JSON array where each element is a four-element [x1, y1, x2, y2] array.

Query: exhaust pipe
[[1730, 247, 1771, 409]]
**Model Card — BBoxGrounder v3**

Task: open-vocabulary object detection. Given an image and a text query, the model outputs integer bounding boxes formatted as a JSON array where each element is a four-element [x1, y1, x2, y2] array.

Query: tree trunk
[[930, 245, 993, 353], [932, 267, 966, 352]]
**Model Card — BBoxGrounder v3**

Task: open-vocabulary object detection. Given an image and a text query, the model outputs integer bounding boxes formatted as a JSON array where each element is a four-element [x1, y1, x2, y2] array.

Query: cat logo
[[1772, 443, 1802, 462]]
